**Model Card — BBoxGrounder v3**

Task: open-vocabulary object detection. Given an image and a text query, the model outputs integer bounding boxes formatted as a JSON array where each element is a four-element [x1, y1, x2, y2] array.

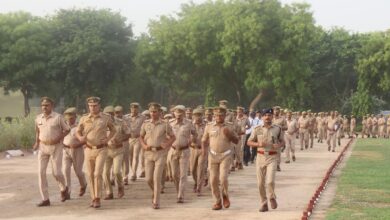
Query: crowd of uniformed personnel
[[32, 96, 390, 212]]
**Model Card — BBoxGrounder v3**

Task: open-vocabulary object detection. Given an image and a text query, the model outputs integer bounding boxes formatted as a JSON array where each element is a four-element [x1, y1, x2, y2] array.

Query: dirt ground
[[0, 139, 351, 220]]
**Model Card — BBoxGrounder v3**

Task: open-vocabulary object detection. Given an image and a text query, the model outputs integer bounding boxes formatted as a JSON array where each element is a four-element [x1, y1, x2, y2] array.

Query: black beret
[[261, 108, 273, 115]]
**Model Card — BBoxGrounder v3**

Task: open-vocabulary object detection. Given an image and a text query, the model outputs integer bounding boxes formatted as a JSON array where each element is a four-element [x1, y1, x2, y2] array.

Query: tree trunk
[[21, 87, 30, 117], [249, 89, 265, 112]]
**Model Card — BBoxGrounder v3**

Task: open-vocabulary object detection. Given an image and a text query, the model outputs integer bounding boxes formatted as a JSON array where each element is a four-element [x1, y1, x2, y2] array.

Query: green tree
[[48, 9, 136, 109], [0, 12, 52, 116]]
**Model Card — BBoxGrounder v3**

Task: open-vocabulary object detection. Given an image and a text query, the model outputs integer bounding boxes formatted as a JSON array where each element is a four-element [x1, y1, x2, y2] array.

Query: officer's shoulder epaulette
[[253, 124, 262, 129], [272, 124, 281, 129], [226, 121, 233, 125]]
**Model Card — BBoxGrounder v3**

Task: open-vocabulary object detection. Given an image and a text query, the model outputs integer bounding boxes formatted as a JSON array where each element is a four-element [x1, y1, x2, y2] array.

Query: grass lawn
[[326, 138, 390, 220]]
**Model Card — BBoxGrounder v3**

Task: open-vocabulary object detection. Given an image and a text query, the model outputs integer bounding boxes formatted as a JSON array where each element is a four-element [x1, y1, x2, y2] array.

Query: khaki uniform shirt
[[36, 111, 70, 143], [248, 124, 284, 151], [378, 117, 385, 126], [286, 118, 298, 135], [108, 117, 131, 147], [63, 123, 81, 147], [327, 118, 338, 134], [350, 118, 356, 128], [125, 114, 145, 138], [298, 117, 310, 132], [140, 119, 174, 148], [202, 121, 238, 153], [192, 122, 205, 147], [77, 112, 116, 146], [170, 118, 196, 148], [236, 116, 250, 135], [273, 116, 287, 131]]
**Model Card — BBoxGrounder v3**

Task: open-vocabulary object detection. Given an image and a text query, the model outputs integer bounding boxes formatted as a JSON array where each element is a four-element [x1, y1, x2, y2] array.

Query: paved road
[[0, 139, 350, 220]]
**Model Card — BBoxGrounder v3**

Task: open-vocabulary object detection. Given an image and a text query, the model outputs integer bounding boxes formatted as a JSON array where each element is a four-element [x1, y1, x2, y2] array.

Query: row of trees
[[0, 0, 389, 116]]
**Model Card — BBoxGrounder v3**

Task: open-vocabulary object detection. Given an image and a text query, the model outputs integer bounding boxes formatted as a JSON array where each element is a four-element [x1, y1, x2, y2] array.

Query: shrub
[[0, 116, 35, 151]]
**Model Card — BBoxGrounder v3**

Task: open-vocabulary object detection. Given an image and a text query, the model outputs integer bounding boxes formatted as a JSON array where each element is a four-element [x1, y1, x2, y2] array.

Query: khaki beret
[[40, 96, 54, 105], [161, 106, 168, 112], [103, 105, 114, 113], [196, 105, 204, 110], [114, 106, 123, 112], [193, 108, 204, 115], [213, 107, 227, 115], [64, 107, 77, 115], [302, 111, 307, 114], [130, 102, 140, 108], [148, 102, 161, 111], [86, 96, 101, 104]]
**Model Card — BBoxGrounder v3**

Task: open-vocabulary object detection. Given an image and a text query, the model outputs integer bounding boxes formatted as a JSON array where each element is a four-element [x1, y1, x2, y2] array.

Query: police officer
[[247, 108, 284, 212]]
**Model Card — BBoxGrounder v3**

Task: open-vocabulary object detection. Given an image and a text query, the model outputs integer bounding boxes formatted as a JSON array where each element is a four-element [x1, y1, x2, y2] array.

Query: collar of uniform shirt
[[42, 111, 54, 118], [88, 112, 102, 118]]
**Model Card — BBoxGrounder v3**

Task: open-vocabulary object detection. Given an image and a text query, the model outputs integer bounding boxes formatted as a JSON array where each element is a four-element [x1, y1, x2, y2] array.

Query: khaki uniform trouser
[[372, 125, 378, 137], [378, 126, 385, 137], [256, 153, 277, 206], [284, 133, 295, 161], [318, 127, 325, 140], [63, 146, 87, 195], [232, 136, 245, 165], [308, 129, 314, 147], [368, 125, 373, 137], [145, 149, 168, 205], [122, 141, 130, 179], [190, 148, 207, 190], [327, 131, 337, 150], [104, 147, 124, 195], [299, 129, 309, 149], [166, 148, 174, 180], [323, 126, 328, 139], [129, 138, 143, 178], [351, 126, 355, 135], [84, 147, 107, 200], [209, 150, 232, 204], [38, 143, 67, 201], [170, 148, 190, 199]]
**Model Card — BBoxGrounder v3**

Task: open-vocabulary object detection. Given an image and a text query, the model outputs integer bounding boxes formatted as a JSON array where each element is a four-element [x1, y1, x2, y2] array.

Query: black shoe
[[277, 165, 281, 172], [37, 199, 50, 207], [292, 156, 296, 162], [259, 203, 269, 212]]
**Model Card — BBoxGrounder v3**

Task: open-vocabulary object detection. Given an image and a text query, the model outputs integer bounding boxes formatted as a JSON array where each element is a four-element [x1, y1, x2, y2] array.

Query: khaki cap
[[161, 106, 168, 112], [64, 107, 77, 115], [205, 108, 213, 115], [86, 96, 101, 104], [273, 106, 281, 110], [236, 106, 244, 111], [185, 107, 192, 113], [213, 107, 227, 115], [114, 106, 123, 112], [164, 114, 173, 119], [103, 105, 114, 113], [193, 108, 204, 115], [174, 105, 186, 112], [142, 110, 150, 116], [130, 102, 140, 108], [40, 96, 54, 105], [148, 102, 161, 112]]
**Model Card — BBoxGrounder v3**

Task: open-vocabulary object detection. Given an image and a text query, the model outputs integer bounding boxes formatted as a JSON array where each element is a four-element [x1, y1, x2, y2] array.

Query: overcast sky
[[1, 0, 389, 35]]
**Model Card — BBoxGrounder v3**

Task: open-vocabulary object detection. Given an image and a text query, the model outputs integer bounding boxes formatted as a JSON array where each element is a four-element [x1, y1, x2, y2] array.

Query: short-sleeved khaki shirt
[[63, 123, 81, 147], [286, 118, 298, 134], [327, 118, 338, 134], [36, 111, 70, 143], [248, 125, 284, 152], [125, 114, 145, 138], [140, 118, 174, 148], [77, 112, 116, 146], [298, 117, 310, 132], [108, 117, 131, 147], [170, 118, 196, 148], [192, 122, 205, 147], [201, 121, 238, 153], [273, 116, 287, 131]]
